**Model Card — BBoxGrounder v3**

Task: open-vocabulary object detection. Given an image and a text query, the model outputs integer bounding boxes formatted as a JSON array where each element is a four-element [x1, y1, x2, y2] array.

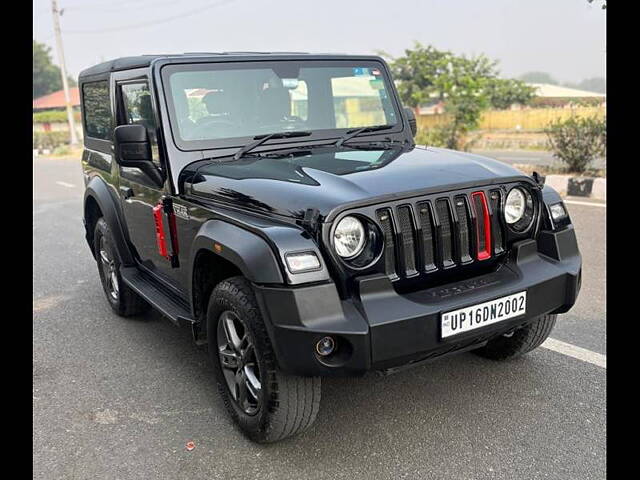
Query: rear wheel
[[473, 314, 557, 360], [207, 276, 321, 443], [93, 218, 149, 317]]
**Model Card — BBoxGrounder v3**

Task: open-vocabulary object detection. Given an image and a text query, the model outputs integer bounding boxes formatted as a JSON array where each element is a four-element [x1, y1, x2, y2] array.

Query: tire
[[473, 314, 557, 360], [93, 218, 149, 317], [207, 276, 321, 443]]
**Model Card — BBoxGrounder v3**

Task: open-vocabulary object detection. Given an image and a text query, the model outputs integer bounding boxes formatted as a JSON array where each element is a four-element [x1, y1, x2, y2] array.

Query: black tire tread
[[208, 276, 320, 443], [94, 218, 149, 317], [473, 314, 557, 360]]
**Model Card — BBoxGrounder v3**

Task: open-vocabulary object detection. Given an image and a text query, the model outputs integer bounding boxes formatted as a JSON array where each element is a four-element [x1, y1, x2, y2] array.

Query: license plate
[[441, 291, 527, 338]]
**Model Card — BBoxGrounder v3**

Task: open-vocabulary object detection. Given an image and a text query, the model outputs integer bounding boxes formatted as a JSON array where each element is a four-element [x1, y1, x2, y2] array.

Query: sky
[[33, 0, 606, 83]]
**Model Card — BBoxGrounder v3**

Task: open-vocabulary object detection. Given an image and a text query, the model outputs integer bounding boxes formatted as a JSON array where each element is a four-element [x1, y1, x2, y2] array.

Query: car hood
[[185, 145, 531, 221]]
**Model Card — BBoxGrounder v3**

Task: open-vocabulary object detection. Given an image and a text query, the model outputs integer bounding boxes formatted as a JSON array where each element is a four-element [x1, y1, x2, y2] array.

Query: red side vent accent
[[153, 203, 169, 258], [471, 191, 491, 261]]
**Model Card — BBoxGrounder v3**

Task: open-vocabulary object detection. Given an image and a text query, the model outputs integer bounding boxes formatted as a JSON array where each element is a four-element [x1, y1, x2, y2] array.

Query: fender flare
[[187, 219, 284, 292], [84, 176, 135, 265]]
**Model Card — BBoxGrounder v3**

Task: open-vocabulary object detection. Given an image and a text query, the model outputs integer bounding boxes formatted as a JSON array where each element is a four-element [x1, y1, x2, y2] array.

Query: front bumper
[[253, 226, 581, 377]]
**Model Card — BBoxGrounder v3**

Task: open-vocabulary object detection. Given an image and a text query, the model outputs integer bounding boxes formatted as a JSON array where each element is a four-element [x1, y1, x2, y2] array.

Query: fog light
[[549, 202, 567, 222], [315, 336, 336, 356]]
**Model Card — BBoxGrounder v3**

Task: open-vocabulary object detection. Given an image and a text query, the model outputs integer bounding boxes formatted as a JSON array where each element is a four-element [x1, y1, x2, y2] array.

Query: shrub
[[33, 110, 81, 124], [33, 131, 69, 150], [415, 124, 481, 152], [52, 144, 71, 156], [545, 116, 606, 173]]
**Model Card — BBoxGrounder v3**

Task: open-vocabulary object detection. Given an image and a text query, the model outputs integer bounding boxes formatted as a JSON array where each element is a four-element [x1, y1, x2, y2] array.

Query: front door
[[115, 76, 182, 290]]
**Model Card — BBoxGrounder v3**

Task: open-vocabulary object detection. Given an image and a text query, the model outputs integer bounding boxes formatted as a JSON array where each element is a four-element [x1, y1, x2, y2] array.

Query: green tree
[[33, 40, 76, 99], [587, 0, 606, 9], [485, 78, 536, 109], [518, 71, 558, 84], [384, 42, 533, 150], [576, 77, 606, 93]]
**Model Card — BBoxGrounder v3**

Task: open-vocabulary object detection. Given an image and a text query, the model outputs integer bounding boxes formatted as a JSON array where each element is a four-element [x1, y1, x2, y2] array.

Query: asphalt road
[[470, 149, 606, 170], [33, 157, 606, 480]]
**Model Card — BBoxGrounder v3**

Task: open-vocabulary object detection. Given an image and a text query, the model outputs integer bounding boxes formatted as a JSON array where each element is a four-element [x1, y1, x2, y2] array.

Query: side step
[[120, 266, 195, 326]]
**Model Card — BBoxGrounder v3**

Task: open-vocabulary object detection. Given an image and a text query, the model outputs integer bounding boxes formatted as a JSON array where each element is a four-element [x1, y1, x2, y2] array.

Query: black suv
[[80, 53, 581, 442]]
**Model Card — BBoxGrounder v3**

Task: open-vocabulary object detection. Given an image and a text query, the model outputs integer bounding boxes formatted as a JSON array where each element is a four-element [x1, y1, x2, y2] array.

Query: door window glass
[[121, 82, 159, 164]]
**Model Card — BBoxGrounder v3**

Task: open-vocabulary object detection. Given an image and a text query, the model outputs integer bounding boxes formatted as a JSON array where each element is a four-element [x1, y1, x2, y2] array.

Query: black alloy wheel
[[217, 310, 262, 415]]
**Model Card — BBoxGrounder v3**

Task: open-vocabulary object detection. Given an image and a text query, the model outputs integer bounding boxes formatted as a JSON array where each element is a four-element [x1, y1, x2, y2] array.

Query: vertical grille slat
[[471, 191, 492, 261], [377, 209, 398, 279], [397, 206, 418, 276], [454, 196, 472, 264], [435, 199, 455, 268], [472, 194, 487, 253], [417, 202, 437, 272], [489, 190, 504, 254]]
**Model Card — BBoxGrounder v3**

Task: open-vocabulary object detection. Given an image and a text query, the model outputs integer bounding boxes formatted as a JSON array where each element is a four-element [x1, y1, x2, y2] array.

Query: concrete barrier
[[543, 175, 571, 197], [544, 175, 605, 201], [592, 178, 606, 201]]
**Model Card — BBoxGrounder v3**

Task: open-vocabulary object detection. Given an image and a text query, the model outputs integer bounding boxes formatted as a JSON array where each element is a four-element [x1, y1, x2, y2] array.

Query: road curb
[[544, 175, 606, 201]]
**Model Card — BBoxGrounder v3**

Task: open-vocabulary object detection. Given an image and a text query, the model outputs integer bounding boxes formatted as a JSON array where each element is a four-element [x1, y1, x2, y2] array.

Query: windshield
[[162, 60, 400, 149]]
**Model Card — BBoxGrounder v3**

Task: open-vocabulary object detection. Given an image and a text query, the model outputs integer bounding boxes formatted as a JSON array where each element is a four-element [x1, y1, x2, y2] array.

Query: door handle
[[120, 186, 134, 200]]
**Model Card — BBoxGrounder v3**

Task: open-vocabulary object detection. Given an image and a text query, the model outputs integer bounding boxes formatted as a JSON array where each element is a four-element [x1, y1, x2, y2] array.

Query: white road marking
[[541, 337, 606, 369], [55, 181, 76, 188], [497, 156, 544, 161], [564, 200, 606, 208]]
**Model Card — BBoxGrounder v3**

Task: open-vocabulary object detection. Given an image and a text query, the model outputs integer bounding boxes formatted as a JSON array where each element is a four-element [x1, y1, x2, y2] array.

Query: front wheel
[[473, 314, 557, 360], [207, 276, 321, 443]]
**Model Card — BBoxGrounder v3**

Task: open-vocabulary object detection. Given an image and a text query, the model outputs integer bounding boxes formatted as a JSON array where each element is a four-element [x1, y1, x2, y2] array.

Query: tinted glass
[[82, 81, 112, 140], [120, 82, 159, 163], [164, 61, 399, 145]]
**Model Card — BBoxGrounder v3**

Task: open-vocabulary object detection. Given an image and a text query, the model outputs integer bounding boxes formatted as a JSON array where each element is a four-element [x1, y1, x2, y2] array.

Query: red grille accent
[[471, 191, 491, 261]]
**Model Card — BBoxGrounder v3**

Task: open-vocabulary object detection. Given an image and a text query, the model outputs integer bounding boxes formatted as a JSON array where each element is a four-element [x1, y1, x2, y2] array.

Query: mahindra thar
[[79, 53, 581, 442]]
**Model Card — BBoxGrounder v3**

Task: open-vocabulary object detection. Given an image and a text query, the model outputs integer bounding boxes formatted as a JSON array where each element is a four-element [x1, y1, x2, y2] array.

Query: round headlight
[[334, 216, 366, 258], [504, 188, 527, 224]]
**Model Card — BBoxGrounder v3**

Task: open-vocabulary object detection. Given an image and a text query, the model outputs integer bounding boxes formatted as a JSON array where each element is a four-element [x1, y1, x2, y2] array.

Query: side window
[[120, 82, 160, 164], [82, 81, 112, 140]]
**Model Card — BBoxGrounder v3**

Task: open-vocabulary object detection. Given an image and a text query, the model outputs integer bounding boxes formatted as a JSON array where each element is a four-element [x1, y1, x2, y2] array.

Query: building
[[33, 87, 80, 111], [527, 83, 605, 108]]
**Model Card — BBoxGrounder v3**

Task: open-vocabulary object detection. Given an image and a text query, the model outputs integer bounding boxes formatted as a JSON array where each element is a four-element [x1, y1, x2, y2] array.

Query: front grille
[[376, 188, 507, 281]]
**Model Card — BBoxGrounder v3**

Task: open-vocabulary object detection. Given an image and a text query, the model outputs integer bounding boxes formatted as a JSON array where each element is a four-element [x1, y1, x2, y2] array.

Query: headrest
[[202, 90, 234, 115], [259, 87, 290, 121]]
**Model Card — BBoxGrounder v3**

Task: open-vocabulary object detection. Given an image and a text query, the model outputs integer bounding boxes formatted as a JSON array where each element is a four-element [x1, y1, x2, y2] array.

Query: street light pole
[[51, 0, 78, 146]]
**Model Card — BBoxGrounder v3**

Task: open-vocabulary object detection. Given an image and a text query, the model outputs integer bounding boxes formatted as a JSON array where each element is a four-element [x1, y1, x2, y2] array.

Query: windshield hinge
[[301, 208, 321, 238]]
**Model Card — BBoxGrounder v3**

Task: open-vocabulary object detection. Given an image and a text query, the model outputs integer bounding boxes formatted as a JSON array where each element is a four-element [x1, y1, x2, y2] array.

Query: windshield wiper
[[233, 131, 312, 160], [335, 124, 394, 147]]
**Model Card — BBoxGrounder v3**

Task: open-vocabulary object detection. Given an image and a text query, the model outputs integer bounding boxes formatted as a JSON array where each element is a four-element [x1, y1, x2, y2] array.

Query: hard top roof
[[78, 52, 384, 79]]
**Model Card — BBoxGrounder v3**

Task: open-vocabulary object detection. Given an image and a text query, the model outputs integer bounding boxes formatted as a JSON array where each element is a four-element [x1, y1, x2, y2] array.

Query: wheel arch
[[83, 176, 135, 265], [187, 219, 285, 319]]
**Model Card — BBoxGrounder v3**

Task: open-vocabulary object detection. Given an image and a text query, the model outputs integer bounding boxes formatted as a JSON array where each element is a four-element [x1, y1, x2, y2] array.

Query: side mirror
[[404, 106, 417, 138], [114, 124, 151, 165], [114, 124, 163, 186]]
